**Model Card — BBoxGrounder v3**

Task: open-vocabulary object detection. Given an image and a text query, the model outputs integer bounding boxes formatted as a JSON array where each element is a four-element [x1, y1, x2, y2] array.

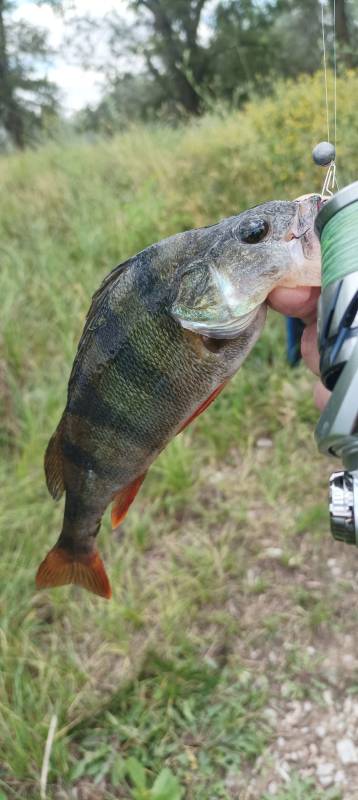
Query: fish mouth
[[318, 196, 330, 210], [301, 226, 319, 260], [291, 193, 321, 260], [282, 193, 321, 286], [285, 233, 321, 287]]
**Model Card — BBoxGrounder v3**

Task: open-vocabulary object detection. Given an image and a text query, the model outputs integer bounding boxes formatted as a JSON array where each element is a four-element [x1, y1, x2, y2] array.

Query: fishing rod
[[289, 0, 358, 543], [315, 180, 358, 544], [311, 0, 358, 544]]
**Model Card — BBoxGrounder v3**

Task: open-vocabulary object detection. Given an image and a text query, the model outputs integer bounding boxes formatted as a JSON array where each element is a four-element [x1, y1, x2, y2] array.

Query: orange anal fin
[[111, 473, 147, 530], [178, 381, 227, 434], [36, 546, 111, 599]]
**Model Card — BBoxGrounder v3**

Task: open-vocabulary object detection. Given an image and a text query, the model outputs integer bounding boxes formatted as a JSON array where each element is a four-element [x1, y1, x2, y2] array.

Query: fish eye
[[238, 217, 269, 244]]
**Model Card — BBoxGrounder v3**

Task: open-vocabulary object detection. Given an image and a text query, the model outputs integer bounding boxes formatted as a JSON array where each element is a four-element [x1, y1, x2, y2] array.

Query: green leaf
[[150, 768, 184, 800], [126, 756, 147, 790], [111, 754, 126, 785], [70, 748, 109, 781]]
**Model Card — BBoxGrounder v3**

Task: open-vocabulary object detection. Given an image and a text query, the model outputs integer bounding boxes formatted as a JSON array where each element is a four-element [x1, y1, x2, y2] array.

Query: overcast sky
[[13, 1, 134, 113], [13, 0, 216, 115]]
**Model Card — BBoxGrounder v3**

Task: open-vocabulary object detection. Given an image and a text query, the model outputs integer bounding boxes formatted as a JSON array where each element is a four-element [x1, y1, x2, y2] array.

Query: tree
[[333, 0, 358, 66], [208, 0, 280, 105], [0, 0, 59, 148], [126, 0, 212, 115], [66, 0, 214, 121], [271, 0, 322, 78], [335, 0, 350, 44], [69, 0, 358, 134], [74, 73, 164, 135]]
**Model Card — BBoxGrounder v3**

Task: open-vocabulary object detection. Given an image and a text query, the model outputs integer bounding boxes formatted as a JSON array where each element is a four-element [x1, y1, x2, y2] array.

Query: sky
[[13, 1, 134, 114], [13, 0, 216, 115]]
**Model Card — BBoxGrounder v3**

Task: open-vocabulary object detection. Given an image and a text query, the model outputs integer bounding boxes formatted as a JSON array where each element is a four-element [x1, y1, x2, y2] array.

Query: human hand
[[267, 286, 331, 411]]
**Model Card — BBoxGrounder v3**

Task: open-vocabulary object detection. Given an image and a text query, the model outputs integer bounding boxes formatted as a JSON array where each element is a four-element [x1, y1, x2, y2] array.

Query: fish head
[[172, 194, 321, 338]]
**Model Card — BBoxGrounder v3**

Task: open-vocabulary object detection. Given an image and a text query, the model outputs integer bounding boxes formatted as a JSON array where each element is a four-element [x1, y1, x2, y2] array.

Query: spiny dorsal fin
[[44, 417, 65, 500]]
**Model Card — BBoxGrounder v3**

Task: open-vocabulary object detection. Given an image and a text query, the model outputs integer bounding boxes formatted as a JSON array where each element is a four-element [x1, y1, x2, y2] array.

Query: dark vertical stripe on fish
[[67, 383, 166, 449], [62, 438, 118, 480]]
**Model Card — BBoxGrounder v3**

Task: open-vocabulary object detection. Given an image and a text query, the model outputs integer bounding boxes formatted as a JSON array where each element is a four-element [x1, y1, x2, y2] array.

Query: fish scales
[[36, 196, 322, 598]]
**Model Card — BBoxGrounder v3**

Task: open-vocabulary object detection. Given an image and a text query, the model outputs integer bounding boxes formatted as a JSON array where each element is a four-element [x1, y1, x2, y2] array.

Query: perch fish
[[36, 195, 321, 598]]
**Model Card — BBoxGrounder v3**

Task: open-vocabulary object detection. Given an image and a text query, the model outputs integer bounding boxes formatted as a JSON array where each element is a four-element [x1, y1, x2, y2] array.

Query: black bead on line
[[312, 141, 336, 166]]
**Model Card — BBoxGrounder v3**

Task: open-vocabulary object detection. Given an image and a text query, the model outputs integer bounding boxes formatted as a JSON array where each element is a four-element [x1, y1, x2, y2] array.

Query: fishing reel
[[315, 180, 358, 544]]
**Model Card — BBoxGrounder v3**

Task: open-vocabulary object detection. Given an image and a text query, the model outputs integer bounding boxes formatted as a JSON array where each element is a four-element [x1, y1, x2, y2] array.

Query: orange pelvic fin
[[111, 473, 147, 530], [178, 381, 227, 434], [35, 546, 112, 599]]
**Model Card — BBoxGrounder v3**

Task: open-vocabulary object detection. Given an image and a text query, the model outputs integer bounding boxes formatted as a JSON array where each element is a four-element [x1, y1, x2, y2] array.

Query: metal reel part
[[329, 470, 358, 545]]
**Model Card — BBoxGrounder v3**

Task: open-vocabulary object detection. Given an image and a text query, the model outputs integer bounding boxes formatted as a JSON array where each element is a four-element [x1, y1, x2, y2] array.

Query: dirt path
[[233, 532, 358, 798]]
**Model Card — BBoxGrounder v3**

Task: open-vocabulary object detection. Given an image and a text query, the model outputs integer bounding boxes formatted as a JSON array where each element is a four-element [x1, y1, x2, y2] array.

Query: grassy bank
[[1, 72, 358, 799]]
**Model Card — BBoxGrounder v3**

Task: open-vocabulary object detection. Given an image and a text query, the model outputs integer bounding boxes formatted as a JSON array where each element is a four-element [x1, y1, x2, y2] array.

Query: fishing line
[[316, 0, 339, 195], [333, 0, 337, 150], [321, 0, 330, 143]]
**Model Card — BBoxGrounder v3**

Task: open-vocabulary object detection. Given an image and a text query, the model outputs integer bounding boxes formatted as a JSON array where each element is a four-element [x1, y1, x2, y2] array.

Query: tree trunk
[[170, 65, 201, 114], [0, 0, 25, 147], [335, 0, 350, 47], [137, 0, 203, 114]]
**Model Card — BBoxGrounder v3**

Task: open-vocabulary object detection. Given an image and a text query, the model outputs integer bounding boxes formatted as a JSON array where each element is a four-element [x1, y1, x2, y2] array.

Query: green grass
[[1, 71, 358, 798]]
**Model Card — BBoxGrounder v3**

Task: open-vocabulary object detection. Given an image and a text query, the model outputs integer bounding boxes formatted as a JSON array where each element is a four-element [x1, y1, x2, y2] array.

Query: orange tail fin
[[36, 546, 111, 599], [111, 473, 147, 530]]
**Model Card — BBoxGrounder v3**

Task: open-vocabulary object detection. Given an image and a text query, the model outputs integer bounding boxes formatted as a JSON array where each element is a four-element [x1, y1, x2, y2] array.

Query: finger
[[268, 286, 320, 320], [314, 381, 331, 411], [301, 323, 320, 375], [268, 286, 311, 313]]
